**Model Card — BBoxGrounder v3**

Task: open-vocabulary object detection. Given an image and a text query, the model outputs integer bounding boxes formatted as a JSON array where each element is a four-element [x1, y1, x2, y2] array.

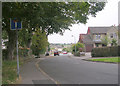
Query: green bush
[[74, 51, 80, 56], [19, 48, 29, 57], [14, 48, 29, 58], [91, 46, 120, 57], [2, 48, 29, 60], [2, 49, 7, 60], [72, 42, 84, 54]]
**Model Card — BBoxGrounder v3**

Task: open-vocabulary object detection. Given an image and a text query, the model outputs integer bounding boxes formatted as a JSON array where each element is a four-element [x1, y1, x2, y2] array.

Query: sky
[[48, 0, 119, 44]]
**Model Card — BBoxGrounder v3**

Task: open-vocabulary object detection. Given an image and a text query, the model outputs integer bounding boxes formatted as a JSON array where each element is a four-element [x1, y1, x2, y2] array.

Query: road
[[38, 54, 118, 84]]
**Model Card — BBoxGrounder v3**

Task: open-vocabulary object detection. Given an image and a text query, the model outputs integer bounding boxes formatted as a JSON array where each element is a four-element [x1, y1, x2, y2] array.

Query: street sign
[[10, 18, 22, 30], [10, 18, 22, 78]]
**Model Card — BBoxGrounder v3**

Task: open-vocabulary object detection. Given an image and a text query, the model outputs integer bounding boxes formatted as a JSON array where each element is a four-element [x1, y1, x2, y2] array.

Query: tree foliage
[[72, 42, 84, 53], [101, 36, 110, 46], [62, 47, 72, 52], [31, 29, 48, 56], [2, 2, 106, 60], [111, 39, 117, 46]]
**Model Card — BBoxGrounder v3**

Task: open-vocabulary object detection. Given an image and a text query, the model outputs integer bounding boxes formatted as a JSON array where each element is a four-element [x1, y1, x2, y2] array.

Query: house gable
[[87, 27, 90, 34]]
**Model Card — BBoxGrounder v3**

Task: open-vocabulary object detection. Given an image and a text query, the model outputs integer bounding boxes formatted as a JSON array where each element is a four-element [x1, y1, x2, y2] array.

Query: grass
[[2, 58, 25, 84], [88, 57, 120, 63]]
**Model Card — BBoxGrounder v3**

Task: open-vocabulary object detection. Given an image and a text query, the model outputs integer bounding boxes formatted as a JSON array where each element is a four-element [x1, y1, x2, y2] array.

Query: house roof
[[82, 35, 93, 44], [88, 27, 110, 34]]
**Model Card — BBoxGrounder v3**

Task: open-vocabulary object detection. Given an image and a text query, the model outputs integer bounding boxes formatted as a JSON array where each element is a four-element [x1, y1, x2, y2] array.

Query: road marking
[[35, 59, 60, 85]]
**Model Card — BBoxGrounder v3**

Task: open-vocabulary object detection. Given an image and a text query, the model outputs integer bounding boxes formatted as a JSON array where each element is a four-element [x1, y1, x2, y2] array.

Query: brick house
[[79, 26, 118, 52]]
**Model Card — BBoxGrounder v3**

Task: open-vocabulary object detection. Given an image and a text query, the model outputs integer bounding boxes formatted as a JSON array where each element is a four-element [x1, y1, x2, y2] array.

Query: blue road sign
[[10, 18, 22, 30]]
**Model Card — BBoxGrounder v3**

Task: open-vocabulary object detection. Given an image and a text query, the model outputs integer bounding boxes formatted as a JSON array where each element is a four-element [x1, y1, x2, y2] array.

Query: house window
[[98, 35, 101, 39], [95, 34, 101, 39], [102, 44, 106, 47], [113, 33, 117, 38], [110, 33, 113, 38]]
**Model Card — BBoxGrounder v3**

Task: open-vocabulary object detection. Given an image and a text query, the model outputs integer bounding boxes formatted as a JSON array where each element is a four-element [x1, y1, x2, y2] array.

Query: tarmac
[[20, 57, 56, 84]]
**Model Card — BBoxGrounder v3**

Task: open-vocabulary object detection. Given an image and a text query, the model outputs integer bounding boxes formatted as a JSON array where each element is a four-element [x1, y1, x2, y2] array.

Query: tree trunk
[[27, 38, 32, 58], [7, 30, 17, 60]]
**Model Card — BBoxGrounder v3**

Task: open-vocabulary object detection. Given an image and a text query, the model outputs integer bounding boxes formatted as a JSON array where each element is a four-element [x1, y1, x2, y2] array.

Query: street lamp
[[72, 35, 76, 54]]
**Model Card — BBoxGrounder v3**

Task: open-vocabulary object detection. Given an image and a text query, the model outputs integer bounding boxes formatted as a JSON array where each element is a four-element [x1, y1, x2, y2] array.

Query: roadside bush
[[91, 46, 120, 57], [74, 51, 80, 56], [14, 48, 29, 58], [19, 48, 29, 57], [2, 48, 29, 60], [2, 49, 7, 60], [72, 42, 84, 54]]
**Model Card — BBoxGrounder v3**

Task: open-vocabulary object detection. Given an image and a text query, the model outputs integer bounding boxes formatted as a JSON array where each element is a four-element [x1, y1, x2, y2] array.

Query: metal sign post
[[10, 18, 22, 78], [16, 24, 20, 78]]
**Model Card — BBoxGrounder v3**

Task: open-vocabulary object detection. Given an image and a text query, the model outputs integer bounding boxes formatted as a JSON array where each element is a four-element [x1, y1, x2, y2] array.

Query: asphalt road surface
[[38, 54, 118, 84]]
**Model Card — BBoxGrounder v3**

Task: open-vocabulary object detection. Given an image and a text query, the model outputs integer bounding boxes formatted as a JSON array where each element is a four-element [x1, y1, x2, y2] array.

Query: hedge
[[91, 46, 120, 57], [74, 51, 80, 56]]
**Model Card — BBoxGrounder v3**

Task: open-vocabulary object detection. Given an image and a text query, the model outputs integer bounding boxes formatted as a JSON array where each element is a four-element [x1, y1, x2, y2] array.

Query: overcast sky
[[48, 0, 119, 44]]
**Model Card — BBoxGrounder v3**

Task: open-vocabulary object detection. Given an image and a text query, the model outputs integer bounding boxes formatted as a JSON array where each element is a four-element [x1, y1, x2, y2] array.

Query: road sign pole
[[11, 18, 21, 78], [16, 27, 20, 78]]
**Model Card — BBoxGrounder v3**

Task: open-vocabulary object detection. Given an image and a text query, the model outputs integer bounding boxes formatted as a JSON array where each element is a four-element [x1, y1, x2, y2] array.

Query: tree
[[62, 48, 67, 51], [31, 29, 48, 57], [111, 39, 117, 46], [2, 2, 106, 60], [72, 42, 84, 53], [62, 47, 72, 52], [101, 36, 110, 46]]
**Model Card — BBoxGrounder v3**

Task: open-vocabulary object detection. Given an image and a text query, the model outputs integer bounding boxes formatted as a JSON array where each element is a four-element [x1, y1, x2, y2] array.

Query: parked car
[[54, 51, 59, 56]]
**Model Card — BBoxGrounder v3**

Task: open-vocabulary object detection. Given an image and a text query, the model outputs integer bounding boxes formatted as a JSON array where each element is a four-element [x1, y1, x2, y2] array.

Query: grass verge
[[2, 57, 31, 84], [88, 57, 120, 63]]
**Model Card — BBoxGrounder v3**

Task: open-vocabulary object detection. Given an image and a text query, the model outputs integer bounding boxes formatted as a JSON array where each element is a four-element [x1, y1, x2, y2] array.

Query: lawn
[[88, 57, 120, 63]]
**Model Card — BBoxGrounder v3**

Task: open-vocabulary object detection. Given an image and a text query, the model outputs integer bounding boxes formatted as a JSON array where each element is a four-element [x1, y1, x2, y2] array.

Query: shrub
[[14, 48, 29, 58], [91, 46, 120, 57], [74, 51, 80, 56], [72, 42, 85, 54], [2, 49, 7, 60], [19, 48, 29, 57]]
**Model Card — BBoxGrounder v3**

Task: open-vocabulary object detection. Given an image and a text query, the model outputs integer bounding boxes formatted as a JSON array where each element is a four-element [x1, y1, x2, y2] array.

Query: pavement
[[20, 58, 56, 84], [20, 54, 118, 84]]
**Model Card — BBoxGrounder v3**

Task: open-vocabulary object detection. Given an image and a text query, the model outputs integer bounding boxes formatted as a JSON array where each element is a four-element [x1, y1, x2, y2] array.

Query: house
[[79, 26, 118, 52]]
